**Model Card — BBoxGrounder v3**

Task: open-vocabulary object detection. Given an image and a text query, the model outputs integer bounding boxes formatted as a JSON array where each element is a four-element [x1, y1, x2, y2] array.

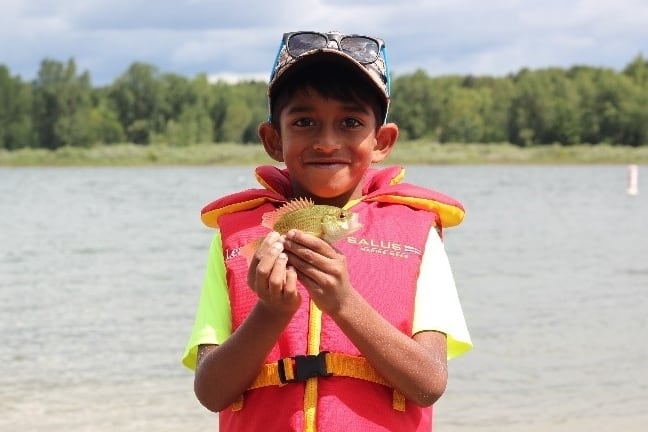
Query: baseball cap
[[268, 31, 391, 122]]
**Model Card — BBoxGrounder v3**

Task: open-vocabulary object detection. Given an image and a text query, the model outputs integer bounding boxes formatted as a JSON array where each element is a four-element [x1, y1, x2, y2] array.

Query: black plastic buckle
[[278, 351, 332, 383]]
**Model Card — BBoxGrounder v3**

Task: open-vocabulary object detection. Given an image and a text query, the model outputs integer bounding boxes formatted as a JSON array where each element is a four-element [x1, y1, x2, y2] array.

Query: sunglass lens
[[340, 37, 380, 63], [287, 32, 328, 57]]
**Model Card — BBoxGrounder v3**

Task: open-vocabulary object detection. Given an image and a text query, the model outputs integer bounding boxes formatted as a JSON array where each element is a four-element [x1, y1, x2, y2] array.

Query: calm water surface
[[1, 165, 647, 431]]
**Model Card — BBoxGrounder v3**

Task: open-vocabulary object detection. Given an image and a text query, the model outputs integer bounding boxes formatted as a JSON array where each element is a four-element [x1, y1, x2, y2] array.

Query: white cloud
[[207, 72, 268, 84], [0, 0, 646, 84]]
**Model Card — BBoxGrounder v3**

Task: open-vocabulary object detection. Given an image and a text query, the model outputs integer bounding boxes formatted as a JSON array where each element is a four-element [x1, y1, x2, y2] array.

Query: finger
[[248, 231, 278, 266], [255, 231, 282, 258], [293, 267, 318, 291], [283, 265, 299, 301], [285, 265, 297, 289], [248, 234, 284, 290], [285, 229, 336, 258], [284, 251, 323, 291], [268, 252, 288, 300], [256, 237, 284, 274], [284, 249, 316, 273]]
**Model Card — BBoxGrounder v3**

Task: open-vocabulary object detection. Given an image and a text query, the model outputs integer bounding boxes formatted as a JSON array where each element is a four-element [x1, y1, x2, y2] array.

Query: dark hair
[[269, 58, 386, 130]]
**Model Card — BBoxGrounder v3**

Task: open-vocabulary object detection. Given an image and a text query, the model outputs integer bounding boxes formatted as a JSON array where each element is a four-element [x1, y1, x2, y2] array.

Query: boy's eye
[[342, 118, 362, 128], [294, 118, 314, 127]]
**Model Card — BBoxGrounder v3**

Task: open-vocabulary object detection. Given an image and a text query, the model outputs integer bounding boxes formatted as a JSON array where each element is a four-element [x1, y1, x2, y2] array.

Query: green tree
[[568, 66, 601, 144], [0, 65, 36, 149], [474, 77, 515, 143], [592, 70, 636, 144], [624, 53, 648, 88], [544, 70, 581, 145], [88, 101, 126, 144], [218, 98, 252, 142], [165, 104, 213, 146], [210, 81, 229, 142], [5, 53, 648, 152], [508, 69, 557, 146], [439, 86, 484, 143], [211, 80, 266, 143], [160, 73, 196, 121], [108, 62, 165, 144], [390, 70, 445, 140], [32, 58, 94, 148]]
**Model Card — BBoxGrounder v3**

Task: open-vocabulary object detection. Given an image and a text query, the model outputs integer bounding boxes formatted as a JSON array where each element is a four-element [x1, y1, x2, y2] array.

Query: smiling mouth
[[305, 160, 349, 166], [306, 162, 349, 170]]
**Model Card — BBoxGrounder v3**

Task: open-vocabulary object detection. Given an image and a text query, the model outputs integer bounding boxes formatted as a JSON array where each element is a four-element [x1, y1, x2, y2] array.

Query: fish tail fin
[[239, 238, 262, 262]]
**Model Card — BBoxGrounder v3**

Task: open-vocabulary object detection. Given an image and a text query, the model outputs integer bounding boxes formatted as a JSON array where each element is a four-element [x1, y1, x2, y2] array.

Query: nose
[[312, 126, 342, 153]]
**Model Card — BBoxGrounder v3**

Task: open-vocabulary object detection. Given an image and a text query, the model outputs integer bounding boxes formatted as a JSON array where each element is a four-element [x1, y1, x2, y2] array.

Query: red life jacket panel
[[202, 165, 464, 432]]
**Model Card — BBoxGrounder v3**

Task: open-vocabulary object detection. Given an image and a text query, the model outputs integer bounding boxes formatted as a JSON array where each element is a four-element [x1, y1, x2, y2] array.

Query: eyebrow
[[284, 100, 372, 116]]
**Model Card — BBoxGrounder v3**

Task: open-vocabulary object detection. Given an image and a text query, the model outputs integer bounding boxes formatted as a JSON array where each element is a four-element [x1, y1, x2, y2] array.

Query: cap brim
[[268, 49, 389, 107]]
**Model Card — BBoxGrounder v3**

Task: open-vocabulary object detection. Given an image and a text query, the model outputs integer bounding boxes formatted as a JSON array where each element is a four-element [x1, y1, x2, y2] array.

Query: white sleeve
[[412, 227, 472, 359]]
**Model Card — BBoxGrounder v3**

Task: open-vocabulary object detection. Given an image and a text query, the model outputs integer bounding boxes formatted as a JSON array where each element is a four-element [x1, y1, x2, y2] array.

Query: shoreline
[[1, 142, 648, 166]]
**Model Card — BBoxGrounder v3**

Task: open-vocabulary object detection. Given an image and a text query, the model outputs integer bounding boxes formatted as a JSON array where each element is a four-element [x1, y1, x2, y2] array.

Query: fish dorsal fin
[[261, 198, 315, 229]]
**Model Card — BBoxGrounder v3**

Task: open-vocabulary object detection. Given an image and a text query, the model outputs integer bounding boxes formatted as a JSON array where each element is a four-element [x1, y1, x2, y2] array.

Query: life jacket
[[201, 165, 464, 432]]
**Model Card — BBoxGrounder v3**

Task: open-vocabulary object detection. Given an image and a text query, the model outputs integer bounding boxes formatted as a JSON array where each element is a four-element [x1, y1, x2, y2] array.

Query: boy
[[182, 31, 472, 431]]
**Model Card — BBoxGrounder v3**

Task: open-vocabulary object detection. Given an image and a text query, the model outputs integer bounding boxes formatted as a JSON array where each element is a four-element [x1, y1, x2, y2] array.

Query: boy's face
[[261, 86, 397, 207]]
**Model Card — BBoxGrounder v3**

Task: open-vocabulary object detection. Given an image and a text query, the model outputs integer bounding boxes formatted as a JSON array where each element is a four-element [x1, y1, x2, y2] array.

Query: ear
[[258, 122, 284, 162], [371, 122, 399, 163]]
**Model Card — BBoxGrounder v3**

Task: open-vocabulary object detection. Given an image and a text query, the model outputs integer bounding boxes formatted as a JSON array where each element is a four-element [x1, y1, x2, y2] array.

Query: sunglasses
[[270, 31, 390, 91], [282, 31, 385, 64]]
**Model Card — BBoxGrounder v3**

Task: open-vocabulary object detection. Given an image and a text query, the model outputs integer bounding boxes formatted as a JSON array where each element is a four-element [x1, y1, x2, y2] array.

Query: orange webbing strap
[[230, 361, 289, 411], [303, 300, 322, 432], [230, 353, 406, 412]]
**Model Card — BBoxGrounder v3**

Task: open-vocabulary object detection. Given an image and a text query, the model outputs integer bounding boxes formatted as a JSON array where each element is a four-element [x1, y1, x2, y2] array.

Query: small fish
[[241, 198, 362, 258]]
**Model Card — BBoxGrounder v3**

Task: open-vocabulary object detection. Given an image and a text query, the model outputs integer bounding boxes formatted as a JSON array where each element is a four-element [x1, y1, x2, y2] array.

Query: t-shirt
[[182, 228, 472, 370]]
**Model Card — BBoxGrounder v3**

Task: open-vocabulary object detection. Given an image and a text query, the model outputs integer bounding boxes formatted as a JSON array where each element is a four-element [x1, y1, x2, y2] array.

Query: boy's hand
[[283, 229, 353, 315], [247, 231, 301, 316]]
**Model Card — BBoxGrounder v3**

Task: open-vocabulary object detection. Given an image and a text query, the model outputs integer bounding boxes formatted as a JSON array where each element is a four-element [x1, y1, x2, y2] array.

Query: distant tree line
[[1, 55, 647, 150]]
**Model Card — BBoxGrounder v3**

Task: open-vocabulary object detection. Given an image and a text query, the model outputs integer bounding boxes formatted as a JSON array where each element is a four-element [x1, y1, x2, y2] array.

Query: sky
[[1, 0, 647, 85]]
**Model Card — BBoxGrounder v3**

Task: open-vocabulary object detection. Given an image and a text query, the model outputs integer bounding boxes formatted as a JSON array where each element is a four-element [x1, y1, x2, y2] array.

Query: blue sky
[[1, 0, 647, 85]]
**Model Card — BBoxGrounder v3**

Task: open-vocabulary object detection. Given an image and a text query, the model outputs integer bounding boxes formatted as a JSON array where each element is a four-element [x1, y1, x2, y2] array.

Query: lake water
[[1, 165, 647, 431]]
